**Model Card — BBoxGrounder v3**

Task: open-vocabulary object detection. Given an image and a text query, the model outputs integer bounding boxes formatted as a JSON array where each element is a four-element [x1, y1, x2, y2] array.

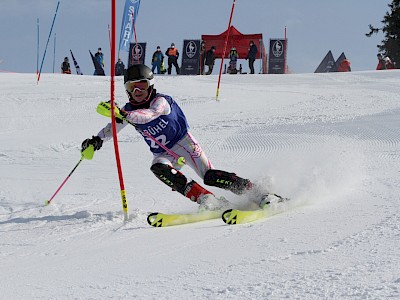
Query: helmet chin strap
[[128, 86, 154, 105]]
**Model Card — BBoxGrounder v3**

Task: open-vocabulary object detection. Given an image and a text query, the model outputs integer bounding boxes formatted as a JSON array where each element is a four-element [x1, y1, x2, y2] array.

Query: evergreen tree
[[366, 0, 400, 68]]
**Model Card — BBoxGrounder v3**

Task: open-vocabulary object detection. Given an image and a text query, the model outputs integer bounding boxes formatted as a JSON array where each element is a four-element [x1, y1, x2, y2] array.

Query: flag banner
[[180, 40, 201, 75], [333, 52, 346, 72], [89, 50, 105, 76], [70, 49, 83, 75], [268, 39, 285, 74], [315, 50, 335, 73], [119, 0, 141, 52], [128, 42, 146, 66]]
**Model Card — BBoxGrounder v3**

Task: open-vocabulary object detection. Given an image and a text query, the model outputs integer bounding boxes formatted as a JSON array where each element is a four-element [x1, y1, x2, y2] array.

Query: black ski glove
[[82, 136, 103, 151], [115, 109, 127, 124]]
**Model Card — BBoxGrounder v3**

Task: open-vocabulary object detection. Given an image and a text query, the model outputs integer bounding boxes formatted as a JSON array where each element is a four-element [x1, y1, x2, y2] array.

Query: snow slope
[[1, 71, 399, 299]]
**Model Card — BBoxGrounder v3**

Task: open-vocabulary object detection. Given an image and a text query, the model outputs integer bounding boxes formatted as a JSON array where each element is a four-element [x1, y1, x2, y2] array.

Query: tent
[[201, 26, 267, 73], [314, 50, 335, 73]]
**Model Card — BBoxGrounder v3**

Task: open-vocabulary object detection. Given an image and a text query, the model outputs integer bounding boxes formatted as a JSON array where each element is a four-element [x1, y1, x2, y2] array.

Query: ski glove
[[82, 136, 103, 151], [116, 107, 128, 124]]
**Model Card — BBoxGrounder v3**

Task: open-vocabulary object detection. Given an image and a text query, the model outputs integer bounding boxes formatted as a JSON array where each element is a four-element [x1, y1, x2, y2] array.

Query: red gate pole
[[216, 0, 236, 101], [111, 0, 129, 221]]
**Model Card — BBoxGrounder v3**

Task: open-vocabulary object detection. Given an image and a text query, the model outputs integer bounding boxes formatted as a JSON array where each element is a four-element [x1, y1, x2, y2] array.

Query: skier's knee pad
[[150, 163, 188, 194], [204, 169, 252, 195]]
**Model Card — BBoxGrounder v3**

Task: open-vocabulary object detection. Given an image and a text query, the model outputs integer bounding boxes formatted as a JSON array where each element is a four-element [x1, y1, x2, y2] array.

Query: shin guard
[[204, 169, 252, 195], [150, 163, 212, 202]]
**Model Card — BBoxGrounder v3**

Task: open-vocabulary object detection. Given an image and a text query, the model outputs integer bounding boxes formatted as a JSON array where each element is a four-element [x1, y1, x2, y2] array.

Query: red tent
[[201, 26, 267, 73]]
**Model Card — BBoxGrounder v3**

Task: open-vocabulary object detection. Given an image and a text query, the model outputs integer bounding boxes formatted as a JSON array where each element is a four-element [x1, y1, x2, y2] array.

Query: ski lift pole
[[216, 0, 236, 101]]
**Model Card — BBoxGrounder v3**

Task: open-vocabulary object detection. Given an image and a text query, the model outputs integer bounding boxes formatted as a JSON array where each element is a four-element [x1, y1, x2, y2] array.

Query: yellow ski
[[221, 207, 286, 225], [147, 211, 221, 227]]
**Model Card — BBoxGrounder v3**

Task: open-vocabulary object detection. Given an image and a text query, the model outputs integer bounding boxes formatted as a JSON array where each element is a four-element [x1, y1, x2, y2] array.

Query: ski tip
[[221, 209, 234, 224], [147, 212, 162, 227]]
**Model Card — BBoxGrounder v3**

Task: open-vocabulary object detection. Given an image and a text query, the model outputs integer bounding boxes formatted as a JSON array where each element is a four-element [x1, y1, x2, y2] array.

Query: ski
[[221, 197, 291, 225], [147, 210, 221, 227]]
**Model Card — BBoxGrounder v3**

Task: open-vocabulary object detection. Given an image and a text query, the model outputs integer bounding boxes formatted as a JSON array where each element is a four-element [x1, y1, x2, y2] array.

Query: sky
[[1, 69, 400, 298], [0, 0, 392, 74]]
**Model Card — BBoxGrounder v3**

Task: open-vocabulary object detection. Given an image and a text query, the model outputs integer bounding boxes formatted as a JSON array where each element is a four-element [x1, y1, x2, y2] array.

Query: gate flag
[[119, 0, 141, 52]]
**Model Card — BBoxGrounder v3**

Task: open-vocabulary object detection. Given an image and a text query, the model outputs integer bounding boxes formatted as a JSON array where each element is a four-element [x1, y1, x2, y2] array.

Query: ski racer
[[81, 64, 268, 211]]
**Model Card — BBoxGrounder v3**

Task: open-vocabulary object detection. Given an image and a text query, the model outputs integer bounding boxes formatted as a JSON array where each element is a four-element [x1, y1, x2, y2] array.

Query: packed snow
[[1, 70, 399, 299]]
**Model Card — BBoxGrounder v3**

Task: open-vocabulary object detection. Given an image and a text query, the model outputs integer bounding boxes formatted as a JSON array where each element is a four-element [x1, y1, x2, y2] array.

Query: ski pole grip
[[96, 102, 124, 120], [81, 144, 94, 160]]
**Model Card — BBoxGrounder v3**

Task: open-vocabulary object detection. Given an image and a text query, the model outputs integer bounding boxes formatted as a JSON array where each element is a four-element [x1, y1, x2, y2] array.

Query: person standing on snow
[[337, 58, 351, 72], [376, 54, 387, 70], [115, 58, 125, 76], [165, 43, 180, 75], [246, 40, 258, 74], [80, 64, 269, 211], [204, 46, 216, 75], [151, 46, 164, 74], [61, 57, 71, 74], [94, 47, 105, 75]]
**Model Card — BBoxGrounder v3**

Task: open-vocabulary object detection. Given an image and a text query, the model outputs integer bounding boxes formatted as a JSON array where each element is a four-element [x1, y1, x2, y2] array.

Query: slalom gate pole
[[37, 1, 60, 84], [52, 33, 56, 73], [216, 0, 236, 101], [132, 12, 140, 64], [108, 24, 112, 53], [46, 157, 83, 205], [111, 0, 129, 222], [37, 18, 39, 75]]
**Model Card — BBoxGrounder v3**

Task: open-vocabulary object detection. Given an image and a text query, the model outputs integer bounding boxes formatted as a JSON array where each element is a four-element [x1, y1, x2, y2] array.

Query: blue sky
[[0, 0, 391, 74]]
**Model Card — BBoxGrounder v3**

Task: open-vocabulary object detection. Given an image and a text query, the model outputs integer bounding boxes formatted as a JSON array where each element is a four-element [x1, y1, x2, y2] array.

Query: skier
[[81, 64, 263, 211]]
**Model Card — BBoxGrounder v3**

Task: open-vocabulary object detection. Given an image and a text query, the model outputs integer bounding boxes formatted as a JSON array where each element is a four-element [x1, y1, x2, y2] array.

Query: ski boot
[[151, 163, 230, 210], [198, 194, 230, 212], [258, 193, 288, 209]]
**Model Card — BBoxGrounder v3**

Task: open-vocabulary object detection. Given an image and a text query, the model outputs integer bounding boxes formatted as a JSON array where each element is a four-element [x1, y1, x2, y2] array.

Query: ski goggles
[[124, 78, 154, 93]]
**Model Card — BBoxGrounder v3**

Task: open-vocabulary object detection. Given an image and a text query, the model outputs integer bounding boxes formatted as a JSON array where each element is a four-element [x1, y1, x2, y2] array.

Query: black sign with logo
[[128, 42, 146, 66], [180, 40, 200, 75], [268, 39, 285, 74]]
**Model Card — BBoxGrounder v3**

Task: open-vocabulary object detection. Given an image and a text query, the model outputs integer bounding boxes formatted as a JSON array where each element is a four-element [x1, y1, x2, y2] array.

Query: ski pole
[[45, 145, 94, 205], [96, 102, 186, 166]]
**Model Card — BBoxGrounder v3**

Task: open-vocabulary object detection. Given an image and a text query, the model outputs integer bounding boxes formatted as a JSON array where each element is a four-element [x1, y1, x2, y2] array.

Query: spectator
[[205, 46, 216, 75], [151, 46, 165, 74], [199, 41, 206, 75], [385, 57, 394, 69], [94, 47, 105, 75], [228, 47, 239, 74], [115, 58, 125, 76], [337, 58, 351, 72], [246, 40, 258, 74], [376, 54, 387, 70], [61, 57, 71, 74], [165, 43, 180, 75]]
